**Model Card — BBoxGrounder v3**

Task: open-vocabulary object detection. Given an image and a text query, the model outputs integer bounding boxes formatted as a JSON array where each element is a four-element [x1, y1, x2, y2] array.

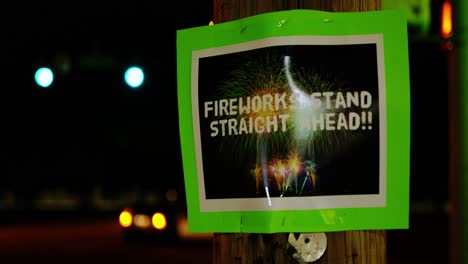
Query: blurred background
[[2, 0, 464, 263]]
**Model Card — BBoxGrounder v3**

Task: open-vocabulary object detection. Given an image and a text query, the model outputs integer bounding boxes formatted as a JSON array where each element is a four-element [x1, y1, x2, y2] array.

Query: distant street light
[[124, 66, 145, 89], [35, 67, 54, 88]]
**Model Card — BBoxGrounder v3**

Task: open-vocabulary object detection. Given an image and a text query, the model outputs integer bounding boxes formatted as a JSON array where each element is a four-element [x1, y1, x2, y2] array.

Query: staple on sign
[[278, 19, 288, 27]]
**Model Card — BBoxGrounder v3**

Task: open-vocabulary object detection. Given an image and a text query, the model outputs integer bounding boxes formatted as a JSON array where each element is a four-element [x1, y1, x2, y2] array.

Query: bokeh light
[[124, 66, 145, 88], [35, 67, 54, 88]]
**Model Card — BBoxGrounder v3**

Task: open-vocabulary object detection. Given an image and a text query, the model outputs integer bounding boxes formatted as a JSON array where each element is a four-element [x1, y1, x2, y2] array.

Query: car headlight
[[152, 212, 167, 230], [119, 209, 133, 228]]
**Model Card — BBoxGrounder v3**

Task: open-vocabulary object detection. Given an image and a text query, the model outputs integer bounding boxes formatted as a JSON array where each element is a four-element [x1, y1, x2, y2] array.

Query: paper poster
[[177, 9, 410, 233]]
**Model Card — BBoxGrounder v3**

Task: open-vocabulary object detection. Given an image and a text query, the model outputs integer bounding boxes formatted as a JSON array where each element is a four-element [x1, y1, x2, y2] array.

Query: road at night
[[0, 217, 213, 263]]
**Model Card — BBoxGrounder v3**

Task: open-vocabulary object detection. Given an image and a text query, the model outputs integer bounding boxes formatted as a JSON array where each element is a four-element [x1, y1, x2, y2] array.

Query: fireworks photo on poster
[[191, 35, 387, 212]]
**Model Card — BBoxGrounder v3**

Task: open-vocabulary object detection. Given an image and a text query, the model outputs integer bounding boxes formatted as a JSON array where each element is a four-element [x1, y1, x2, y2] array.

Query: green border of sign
[[177, 9, 410, 233]]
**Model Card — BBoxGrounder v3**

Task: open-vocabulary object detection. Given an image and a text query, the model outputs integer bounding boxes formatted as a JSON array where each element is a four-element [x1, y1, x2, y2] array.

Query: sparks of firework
[[243, 88, 289, 125], [217, 49, 357, 158], [270, 159, 286, 191], [283, 151, 301, 194], [251, 164, 262, 194], [287, 152, 301, 174], [300, 160, 318, 194], [251, 152, 317, 197], [252, 151, 320, 196], [216, 50, 292, 154]]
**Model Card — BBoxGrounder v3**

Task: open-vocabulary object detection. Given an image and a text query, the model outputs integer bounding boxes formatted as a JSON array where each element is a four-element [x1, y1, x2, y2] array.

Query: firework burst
[[218, 49, 353, 157], [216, 48, 362, 195], [218, 50, 292, 154]]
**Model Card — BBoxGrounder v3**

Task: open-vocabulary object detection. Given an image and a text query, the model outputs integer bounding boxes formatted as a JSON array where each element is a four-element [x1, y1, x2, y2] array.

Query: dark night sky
[[4, 2, 213, 192]]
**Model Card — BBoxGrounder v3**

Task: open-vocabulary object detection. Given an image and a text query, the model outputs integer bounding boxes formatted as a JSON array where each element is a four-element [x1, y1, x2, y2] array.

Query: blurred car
[[118, 188, 212, 243], [118, 188, 182, 243]]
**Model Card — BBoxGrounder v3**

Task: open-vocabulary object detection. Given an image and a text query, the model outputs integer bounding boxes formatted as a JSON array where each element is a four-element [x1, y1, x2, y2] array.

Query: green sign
[[177, 9, 410, 233]]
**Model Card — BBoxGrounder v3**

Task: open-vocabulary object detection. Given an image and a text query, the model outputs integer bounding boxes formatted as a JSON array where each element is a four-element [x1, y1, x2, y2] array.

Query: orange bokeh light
[[441, 1, 452, 38], [119, 209, 133, 228], [152, 212, 167, 230]]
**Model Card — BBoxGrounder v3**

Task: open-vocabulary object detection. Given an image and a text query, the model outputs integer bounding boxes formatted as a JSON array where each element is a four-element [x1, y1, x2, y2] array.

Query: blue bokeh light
[[124, 66, 145, 88], [35, 67, 54, 88]]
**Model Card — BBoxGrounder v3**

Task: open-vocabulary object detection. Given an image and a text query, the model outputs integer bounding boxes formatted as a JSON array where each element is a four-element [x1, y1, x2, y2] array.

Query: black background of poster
[[198, 43, 380, 199]]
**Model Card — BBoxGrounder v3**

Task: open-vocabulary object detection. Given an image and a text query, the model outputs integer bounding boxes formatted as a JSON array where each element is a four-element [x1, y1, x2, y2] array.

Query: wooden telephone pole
[[211, 1, 386, 263]]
